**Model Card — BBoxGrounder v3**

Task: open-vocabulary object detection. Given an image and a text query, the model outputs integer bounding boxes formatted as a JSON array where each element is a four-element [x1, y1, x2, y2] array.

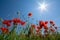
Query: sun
[[38, 2, 48, 11]]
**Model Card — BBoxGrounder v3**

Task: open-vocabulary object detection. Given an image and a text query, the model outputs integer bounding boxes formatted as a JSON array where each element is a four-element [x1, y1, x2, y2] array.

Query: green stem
[[5, 25, 17, 39]]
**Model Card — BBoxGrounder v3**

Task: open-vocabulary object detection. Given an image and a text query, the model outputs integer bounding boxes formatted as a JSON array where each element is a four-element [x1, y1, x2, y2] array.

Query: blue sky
[[0, 0, 60, 33]]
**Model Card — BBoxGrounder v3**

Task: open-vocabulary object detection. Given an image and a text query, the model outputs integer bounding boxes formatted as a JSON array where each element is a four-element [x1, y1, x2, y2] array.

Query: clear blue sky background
[[0, 0, 60, 33]]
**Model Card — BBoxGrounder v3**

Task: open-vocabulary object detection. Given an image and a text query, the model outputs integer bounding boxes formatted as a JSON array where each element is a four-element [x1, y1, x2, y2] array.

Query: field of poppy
[[0, 12, 60, 40]]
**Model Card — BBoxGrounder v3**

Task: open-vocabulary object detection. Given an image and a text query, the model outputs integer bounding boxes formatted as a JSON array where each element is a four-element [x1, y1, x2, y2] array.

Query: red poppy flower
[[2, 20, 12, 26], [39, 20, 48, 29], [39, 20, 43, 25], [44, 29, 47, 33], [50, 20, 54, 23], [6, 23, 11, 26], [37, 26, 41, 29], [12, 18, 21, 25], [43, 23, 48, 29], [30, 28, 33, 32], [30, 24, 35, 28], [50, 20, 55, 26], [50, 27, 55, 32], [44, 26, 48, 29], [28, 12, 32, 16], [50, 29, 55, 32], [45, 21, 48, 24], [36, 29, 39, 33], [20, 21, 26, 26], [0, 27, 9, 33], [39, 20, 44, 26]]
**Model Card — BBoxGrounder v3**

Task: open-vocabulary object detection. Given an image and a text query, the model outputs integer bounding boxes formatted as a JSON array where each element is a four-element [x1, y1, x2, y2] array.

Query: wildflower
[[12, 18, 21, 25], [44, 24, 48, 29], [30, 24, 35, 28], [50, 20, 54, 24], [36, 29, 39, 33], [2, 20, 12, 26], [30, 28, 33, 32], [50, 27, 55, 32], [39, 20, 44, 28], [39, 20, 48, 29], [45, 20, 48, 24], [50, 20, 55, 26], [20, 21, 26, 26], [6, 23, 11, 27], [28, 12, 32, 16], [39, 20, 43, 26], [44, 26, 48, 29], [0, 27, 9, 33], [50, 29, 55, 32], [37, 25, 41, 29]]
